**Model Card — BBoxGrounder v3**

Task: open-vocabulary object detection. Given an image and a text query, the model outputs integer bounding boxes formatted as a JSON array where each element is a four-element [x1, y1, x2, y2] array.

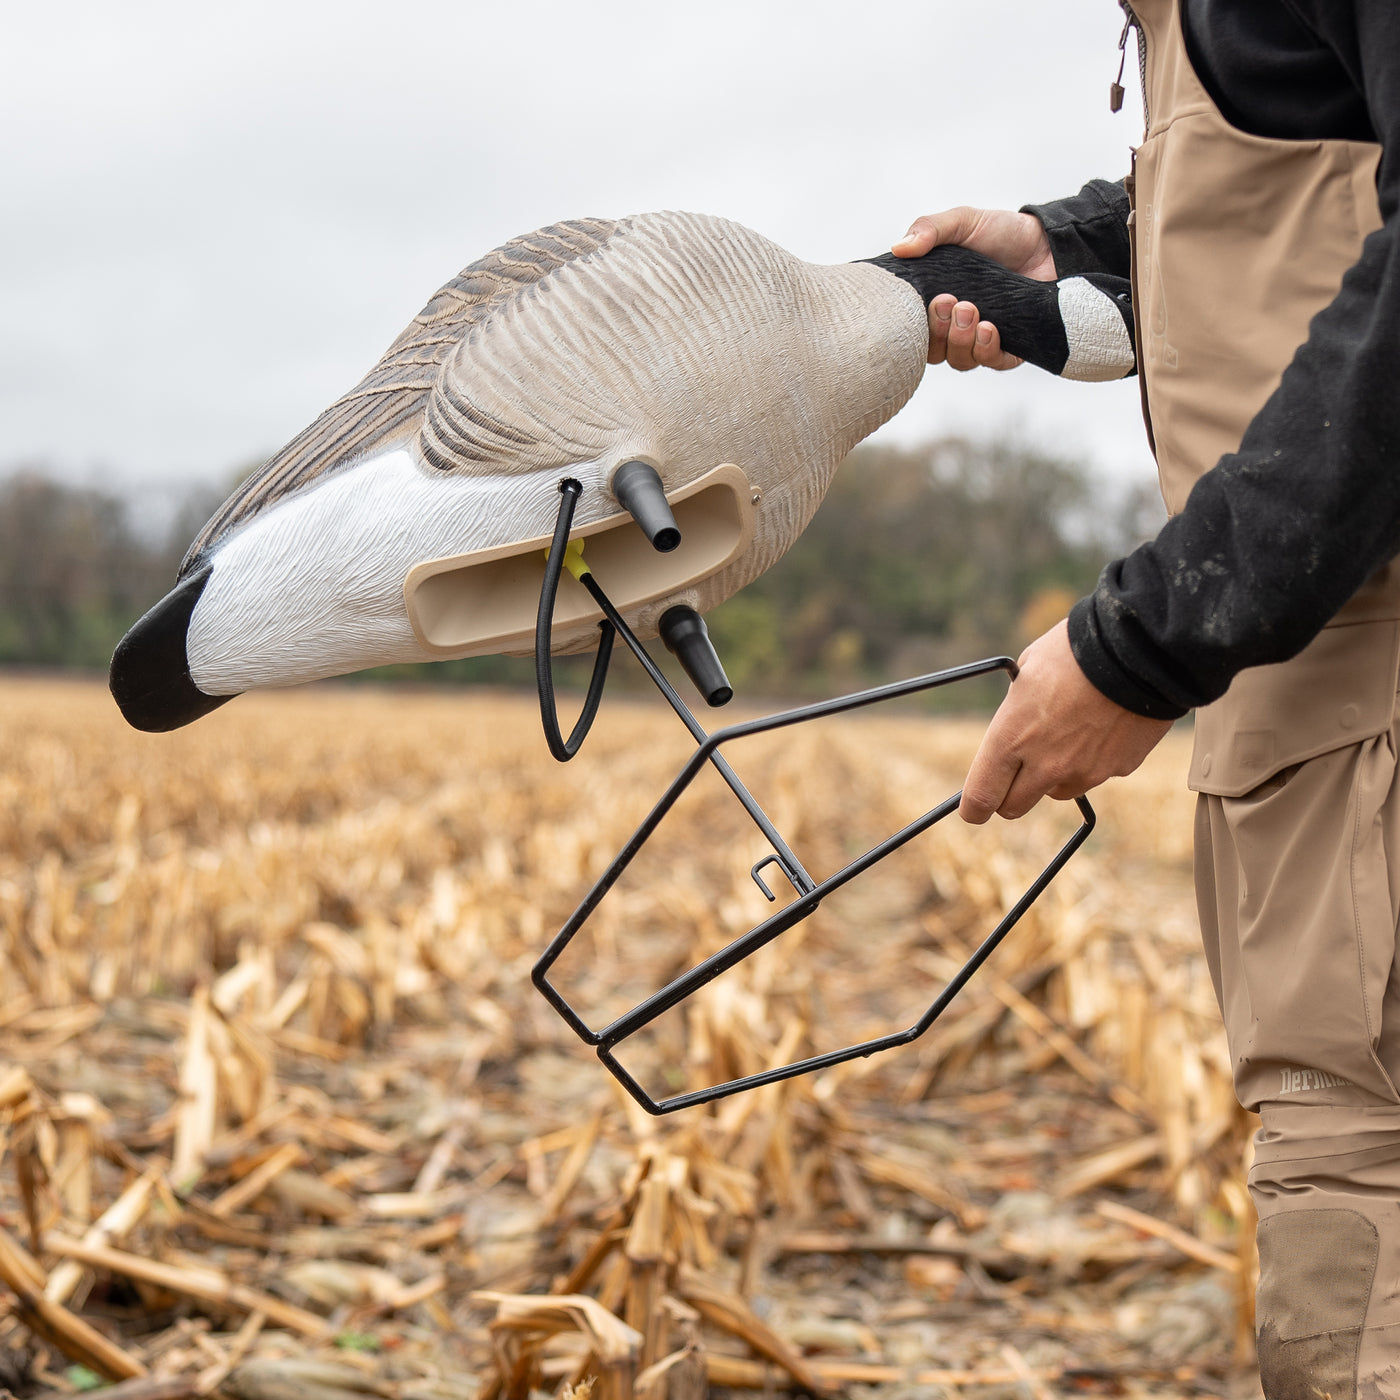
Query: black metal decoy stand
[[531, 474, 1095, 1115]]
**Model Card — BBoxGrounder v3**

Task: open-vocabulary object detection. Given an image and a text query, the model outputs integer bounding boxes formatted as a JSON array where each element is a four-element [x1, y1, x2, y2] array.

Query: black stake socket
[[613, 461, 681, 553], [660, 605, 732, 707]]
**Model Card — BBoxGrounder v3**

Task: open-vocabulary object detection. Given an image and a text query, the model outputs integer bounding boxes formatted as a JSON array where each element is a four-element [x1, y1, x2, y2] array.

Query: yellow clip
[[543, 537, 591, 583], [563, 539, 590, 582]]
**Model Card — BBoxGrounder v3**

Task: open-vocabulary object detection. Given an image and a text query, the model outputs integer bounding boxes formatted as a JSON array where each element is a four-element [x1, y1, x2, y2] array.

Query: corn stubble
[[0, 678, 1256, 1399]]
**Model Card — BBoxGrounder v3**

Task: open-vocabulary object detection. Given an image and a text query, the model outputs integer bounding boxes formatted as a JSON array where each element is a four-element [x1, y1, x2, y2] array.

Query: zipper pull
[[1110, 15, 1130, 112]]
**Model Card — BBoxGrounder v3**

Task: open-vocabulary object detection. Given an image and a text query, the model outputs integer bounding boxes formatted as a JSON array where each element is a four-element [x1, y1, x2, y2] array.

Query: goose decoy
[[110, 211, 1134, 732]]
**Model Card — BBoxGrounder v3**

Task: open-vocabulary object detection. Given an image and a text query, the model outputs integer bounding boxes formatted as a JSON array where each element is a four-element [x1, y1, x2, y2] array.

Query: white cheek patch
[[186, 449, 612, 695], [1057, 277, 1135, 382]]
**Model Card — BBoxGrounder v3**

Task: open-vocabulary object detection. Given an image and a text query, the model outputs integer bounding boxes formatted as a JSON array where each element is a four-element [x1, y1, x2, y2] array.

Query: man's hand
[[959, 621, 1173, 823], [893, 206, 1057, 371]]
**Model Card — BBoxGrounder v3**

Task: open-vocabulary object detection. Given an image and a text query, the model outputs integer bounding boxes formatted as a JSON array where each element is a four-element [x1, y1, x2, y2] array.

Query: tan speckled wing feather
[[180, 217, 622, 573]]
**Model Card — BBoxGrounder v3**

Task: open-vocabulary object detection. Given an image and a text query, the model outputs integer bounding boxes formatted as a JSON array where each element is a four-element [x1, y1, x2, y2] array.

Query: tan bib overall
[[1126, 2, 1400, 1392]]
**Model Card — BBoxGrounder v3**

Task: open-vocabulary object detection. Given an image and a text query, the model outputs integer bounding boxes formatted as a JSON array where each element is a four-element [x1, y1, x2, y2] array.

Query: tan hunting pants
[[1196, 722, 1400, 1397]]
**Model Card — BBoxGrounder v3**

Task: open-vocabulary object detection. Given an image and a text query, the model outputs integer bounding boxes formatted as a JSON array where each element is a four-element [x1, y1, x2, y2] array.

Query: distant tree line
[[703, 438, 1160, 694], [0, 471, 212, 671], [0, 439, 1161, 693]]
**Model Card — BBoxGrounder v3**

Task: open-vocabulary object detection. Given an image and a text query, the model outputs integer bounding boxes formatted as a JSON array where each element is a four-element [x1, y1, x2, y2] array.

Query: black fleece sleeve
[[1021, 179, 1132, 281], [1067, 1, 1400, 719]]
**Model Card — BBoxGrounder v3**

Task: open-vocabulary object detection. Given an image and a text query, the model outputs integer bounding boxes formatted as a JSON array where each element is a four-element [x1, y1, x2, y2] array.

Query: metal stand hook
[[535, 479, 615, 762]]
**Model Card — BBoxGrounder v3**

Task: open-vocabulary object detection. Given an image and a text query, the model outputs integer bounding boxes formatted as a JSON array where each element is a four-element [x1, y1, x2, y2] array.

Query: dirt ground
[[0, 677, 1261, 1399]]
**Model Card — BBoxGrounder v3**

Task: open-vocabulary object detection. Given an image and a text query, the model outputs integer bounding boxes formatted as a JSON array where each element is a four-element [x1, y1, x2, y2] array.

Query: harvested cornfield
[[0, 676, 1259, 1399]]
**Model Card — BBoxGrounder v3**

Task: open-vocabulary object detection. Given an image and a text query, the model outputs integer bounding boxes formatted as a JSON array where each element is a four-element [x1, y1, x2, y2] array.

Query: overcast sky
[[2, 0, 1151, 520]]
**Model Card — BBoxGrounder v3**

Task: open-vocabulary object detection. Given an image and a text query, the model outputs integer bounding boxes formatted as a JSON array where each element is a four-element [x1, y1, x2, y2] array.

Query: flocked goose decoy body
[[110, 211, 1134, 732]]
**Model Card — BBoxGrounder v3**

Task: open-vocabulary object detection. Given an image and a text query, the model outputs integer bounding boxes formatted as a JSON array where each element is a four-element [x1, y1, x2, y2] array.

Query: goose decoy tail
[[109, 566, 236, 732]]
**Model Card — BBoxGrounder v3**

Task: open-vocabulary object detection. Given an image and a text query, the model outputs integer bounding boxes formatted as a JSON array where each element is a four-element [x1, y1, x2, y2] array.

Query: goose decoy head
[[110, 212, 1133, 732]]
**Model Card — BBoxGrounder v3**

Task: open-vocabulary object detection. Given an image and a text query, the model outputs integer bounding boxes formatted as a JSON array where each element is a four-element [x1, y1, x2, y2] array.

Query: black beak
[[109, 565, 236, 732]]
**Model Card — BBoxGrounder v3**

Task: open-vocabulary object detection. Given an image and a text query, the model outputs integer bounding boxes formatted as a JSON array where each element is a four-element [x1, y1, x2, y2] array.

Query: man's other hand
[[893, 207, 1057, 371], [959, 621, 1173, 823]]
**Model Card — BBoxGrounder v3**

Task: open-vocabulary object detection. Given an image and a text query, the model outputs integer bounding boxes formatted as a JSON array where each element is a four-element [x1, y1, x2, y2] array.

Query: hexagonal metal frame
[[531, 652, 1095, 1114]]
